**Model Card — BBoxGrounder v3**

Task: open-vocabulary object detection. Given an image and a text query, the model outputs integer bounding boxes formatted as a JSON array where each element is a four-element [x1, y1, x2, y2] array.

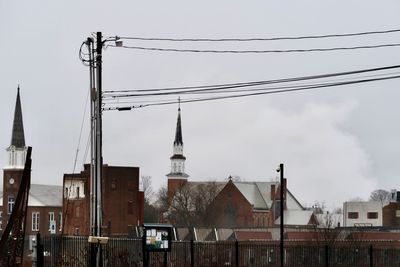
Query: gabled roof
[[28, 184, 62, 207], [0, 184, 62, 208], [275, 210, 314, 226], [233, 182, 275, 209], [10, 86, 25, 148], [233, 181, 304, 210]]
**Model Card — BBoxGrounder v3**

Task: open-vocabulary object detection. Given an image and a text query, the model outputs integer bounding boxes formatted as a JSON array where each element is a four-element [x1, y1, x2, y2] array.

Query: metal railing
[[37, 236, 400, 267]]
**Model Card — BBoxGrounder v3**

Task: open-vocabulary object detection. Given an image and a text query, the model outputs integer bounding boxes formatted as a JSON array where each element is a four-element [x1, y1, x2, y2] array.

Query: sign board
[[142, 224, 172, 252], [49, 221, 56, 234]]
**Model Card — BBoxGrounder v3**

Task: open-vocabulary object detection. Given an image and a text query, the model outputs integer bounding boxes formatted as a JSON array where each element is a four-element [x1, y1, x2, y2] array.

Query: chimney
[[271, 184, 276, 200]]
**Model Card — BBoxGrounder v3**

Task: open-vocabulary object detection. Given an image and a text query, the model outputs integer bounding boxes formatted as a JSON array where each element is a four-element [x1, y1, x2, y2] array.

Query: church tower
[[167, 106, 189, 199], [2, 86, 28, 220]]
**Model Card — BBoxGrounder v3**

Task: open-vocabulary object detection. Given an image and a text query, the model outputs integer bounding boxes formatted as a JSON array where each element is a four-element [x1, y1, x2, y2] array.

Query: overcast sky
[[1, 1, 400, 208]]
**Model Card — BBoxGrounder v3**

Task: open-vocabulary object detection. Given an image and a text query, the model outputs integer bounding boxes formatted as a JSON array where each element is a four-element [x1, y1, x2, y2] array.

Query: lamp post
[[277, 163, 284, 267]]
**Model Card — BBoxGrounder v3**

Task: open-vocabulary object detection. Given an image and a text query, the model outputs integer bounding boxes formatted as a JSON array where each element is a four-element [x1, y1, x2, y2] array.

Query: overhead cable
[[118, 28, 400, 42], [103, 74, 400, 111], [107, 43, 400, 54], [103, 64, 400, 96]]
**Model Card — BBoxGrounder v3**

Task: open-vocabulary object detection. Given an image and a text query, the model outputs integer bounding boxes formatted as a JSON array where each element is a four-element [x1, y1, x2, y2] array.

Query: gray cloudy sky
[[1, 1, 400, 208]]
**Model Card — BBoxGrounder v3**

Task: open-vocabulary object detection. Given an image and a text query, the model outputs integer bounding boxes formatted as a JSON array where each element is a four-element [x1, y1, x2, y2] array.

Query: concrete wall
[[343, 201, 382, 227]]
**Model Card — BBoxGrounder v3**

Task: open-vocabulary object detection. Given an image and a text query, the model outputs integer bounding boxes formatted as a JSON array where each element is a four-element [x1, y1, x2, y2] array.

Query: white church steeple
[[5, 86, 27, 169], [167, 105, 189, 180]]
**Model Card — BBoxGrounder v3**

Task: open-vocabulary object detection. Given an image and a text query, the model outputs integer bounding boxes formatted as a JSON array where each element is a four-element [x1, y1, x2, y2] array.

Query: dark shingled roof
[[174, 108, 183, 145], [11, 86, 25, 148]]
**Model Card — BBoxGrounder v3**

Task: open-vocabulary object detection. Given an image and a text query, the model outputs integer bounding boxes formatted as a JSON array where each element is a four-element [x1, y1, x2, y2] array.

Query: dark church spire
[[174, 106, 183, 146], [10, 86, 25, 148]]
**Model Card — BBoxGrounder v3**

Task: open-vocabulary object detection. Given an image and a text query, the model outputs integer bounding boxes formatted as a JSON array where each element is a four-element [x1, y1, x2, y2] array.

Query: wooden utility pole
[[279, 163, 284, 267]]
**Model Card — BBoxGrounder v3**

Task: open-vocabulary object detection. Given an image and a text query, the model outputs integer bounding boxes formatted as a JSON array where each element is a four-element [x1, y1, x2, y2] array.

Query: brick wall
[[209, 180, 254, 228]]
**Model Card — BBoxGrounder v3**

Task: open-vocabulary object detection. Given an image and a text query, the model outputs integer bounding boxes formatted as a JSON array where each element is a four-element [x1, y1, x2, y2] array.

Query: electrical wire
[[107, 43, 400, 54], [103, 64, 400, 97], [118, 28, 400, 42], [103, 74, 400, 111], [103, 71, 400, 105]]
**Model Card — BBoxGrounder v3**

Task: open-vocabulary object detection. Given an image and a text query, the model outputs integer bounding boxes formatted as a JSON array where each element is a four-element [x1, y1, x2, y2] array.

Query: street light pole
[[279, 163, 284, 267]]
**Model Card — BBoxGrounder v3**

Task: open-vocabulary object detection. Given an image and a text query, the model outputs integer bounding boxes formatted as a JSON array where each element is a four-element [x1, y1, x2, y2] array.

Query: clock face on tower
[[9, 178, 15, 185]]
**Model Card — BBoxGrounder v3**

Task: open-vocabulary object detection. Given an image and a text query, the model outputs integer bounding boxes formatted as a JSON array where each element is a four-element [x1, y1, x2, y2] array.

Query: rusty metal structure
[[0, 146, 32, 266]]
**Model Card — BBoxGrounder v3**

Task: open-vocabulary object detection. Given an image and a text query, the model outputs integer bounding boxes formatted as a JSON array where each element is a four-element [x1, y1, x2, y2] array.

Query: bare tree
[[141, 175, 154, 204], [141, 176, 160, 223], [369, 189, 391, 206], [157, 181, 221, 227]]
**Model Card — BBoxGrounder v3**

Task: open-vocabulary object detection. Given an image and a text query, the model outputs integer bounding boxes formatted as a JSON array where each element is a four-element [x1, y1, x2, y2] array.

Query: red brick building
[[63, 164, 144, 236]]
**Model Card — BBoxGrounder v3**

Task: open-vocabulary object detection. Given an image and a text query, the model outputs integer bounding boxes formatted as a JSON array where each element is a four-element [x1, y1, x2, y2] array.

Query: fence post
[[235, 240, 239, 267], [369, 245, 373, 267], [325, 244, 329, 267], [191, 239, 194, 267], [36, 233, 44, 267]]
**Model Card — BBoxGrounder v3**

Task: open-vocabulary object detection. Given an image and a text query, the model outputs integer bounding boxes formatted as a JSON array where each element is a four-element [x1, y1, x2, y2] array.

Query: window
[[111, 178, 116, 190], [367, 212, 378, 219], [65, 188, 69, 198], [32, 212, 40, 231], [0, 211, 2, 230], [75, 206, 80, 217], [48, 212, 55, 230], [348, 212, 359, 219], [8, 195, 15, 214], [76, 187, 80, 198]]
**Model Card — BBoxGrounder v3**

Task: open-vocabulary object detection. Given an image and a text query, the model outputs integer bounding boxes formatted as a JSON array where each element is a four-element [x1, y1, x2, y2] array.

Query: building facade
[[63, 164, 144, 236], [343, 201, 382, 227], [0, 87, 62, 237]]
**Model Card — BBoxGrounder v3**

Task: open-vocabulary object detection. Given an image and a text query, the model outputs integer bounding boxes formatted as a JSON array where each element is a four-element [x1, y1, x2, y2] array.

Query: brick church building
[[0, 87, 62, 236], [166, 106, 315, 228]]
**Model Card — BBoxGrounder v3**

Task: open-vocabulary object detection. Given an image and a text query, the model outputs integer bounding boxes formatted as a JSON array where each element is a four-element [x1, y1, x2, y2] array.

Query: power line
[[103, 64, 400, 96], [118, 28, 400, 42], [103, 71, 400, 103], [103, 74, 400, 111], [107, 43, 400, 54]]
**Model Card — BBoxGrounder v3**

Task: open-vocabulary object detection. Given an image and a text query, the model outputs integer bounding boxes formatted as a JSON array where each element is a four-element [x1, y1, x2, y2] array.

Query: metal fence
[[39, 236, 400, 267]]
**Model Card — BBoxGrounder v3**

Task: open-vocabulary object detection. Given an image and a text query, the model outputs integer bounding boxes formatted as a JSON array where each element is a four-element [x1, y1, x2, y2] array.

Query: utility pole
[[84, 31, 120, 267], [86, 36, 96, 237], [95, 31, 103, 267], [279, 163, 284, 267]]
